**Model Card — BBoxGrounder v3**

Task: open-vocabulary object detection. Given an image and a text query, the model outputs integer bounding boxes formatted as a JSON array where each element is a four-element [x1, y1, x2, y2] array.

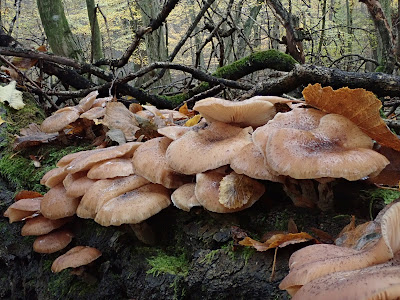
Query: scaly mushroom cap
[[21, 215, 71, 236], [41, 183, 80, 220], [66, 142, 141, 174], [3, 197, 42, 223], [76, 174, 149, 219], [292, 260, 400, 300], [193, 97, 275, 127], [279, 202, 400, 295], [87, 158, 134, 179], [63, 172, 97, 198], [94, 184, 171, 226], [40, 107, 80, 133], [195, 170, 260, 213], [132, 137, 191, 188], [265, 114, 389, 180], [51, 246, 102, 273], [171, 183, 201, 212], [230, 142, 284, 182], [166, 121, 252, 175], [33, 230, 74, 253], [40, 167, 68, 188]]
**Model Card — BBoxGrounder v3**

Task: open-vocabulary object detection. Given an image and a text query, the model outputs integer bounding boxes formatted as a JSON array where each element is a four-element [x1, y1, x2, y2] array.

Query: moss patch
[[146, 252, 189, 277]]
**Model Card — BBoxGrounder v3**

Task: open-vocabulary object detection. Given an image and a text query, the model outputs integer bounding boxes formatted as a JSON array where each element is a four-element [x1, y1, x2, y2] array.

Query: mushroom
[[40, 183, 80, 220], [33, 230, 74, 253], [166, 121, 252, 175], [40, 166, 69, 188], [40, 107, 80, 133], [87, 158, 134, 179], [193, 97, 275, 127], [21, 215, 71, 236], [63, 172, 97, 198], [76, 174, 149, 219], [51, 246, 102, 273], [94, 183, 171, 226], [279, 201, 400, 295], [171, 183, 201, 212], [195, 169, 263, 213], [3, 197, 42, 223], [132, 137, 191, 188]]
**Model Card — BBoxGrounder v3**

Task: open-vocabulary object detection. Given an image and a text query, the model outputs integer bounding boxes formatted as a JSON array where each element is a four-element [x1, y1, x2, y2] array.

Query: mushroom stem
[[129, 222, 156, 245]]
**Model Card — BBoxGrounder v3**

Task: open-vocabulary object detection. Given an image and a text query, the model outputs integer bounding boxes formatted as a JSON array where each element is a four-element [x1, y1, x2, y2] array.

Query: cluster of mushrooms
[[3, 85, 398, 293]]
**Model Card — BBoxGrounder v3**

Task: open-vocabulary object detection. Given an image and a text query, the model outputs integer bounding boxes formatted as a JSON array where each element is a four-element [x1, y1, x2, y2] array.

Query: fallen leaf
[[310, 227, 335, 244], [13, 123, 58, 150], [0, 81, 25, 109], [103, 102, 140, 141], [179, 103, 195, 118], [368, 146, 400, 186], [303, 83, 400, 151], [184, 114, 201, 127], [239, 232, 315, 251], [10, 45, 46, 71], [0, 115, 6, 125]]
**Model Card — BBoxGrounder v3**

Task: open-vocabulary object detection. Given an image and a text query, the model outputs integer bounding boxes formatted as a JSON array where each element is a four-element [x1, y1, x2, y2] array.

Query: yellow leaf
[[0, 81, 25, 110], [0, 115, 6, 125], [184, 114, 201, 127]]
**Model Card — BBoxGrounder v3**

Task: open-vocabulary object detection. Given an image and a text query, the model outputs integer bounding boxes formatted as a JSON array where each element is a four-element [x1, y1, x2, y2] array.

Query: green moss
[[362, 188, 400, 205], [199, 249, 219, 264], [47, 269, 97, 298], [146, 252, 189, 277], [375, 65, 385, 72]]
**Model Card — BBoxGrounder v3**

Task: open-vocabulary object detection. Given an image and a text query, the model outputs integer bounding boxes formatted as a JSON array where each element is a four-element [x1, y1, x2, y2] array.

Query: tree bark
[[86, 0, 103, 63], [36, 0, 83, 61]]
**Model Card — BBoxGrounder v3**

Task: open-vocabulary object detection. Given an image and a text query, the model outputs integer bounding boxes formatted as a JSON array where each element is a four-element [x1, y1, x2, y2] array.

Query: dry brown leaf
[[310, 227, 335, 244], [303, 83, 400, 151], [13, 123, 58, 150], [103, 102, 140, 141], [11, 45, 46, 71], [179, 103, 195, 118], [368, 146, 400, 186], [239, 232, 315, 251]]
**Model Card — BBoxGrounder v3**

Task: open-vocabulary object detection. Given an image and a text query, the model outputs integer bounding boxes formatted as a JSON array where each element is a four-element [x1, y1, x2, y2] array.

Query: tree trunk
[[36, 0, 83, 61], [86, 0, 103, 63], [236, 3, 262, 58], [318, 0, 328, 54]]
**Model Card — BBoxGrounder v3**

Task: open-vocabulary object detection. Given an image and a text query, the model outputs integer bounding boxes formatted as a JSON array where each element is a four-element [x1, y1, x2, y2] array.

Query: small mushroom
[[21, 215, 71, 236], [40, 107, 80, 133], [166, 121, 252, 175], [63, 172, 97, 198], [193, 97, 275, 127], [3, 197, 42, 223], [87, 158, 134, 179], [94, 183, 171, 226], [33, 230, 74, 253], [51, 246, 102, 273], [171, 183, 201, 212], [40, 167, 68, 188]]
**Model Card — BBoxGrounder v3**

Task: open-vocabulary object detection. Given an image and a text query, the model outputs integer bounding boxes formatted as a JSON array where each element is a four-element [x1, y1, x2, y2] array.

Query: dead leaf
[[368, 146, 400, 186], [0, 81, 25, 109], [0, 115, 6, 126], [239, 232, 315, 251], [11, 45, 46, 71], [184, 114, 201, 127], [103, 102, 140, 141], [287, 218, 298, 233], [310, 227, 335, 244], [13, 123, 58, 150], [179, 103, 195, 118], [303, 83, 400, 151]]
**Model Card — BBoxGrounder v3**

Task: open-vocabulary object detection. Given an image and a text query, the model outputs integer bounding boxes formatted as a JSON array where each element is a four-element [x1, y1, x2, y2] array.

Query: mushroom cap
[[40, 167, 68, 188], [247, 95, 296, 104], [171, 183, 200, 212], [218, 172, 265, 209], [40, 183, 80, 220], [63, 172, 97, 198], [195, 170, 260, 213], [103, 102, 140, 141], [193, 97, 275, 127], [292, 261, 400, 300], [230, 142, 284, 182], [22, 215, 71, 236], [51, 246, 102, 273], [40, 108, 80, 133], [3, 197, 42, 223], [94, 183, 171, 226], [87, 158, 134, 179], [92, 96, 113, 108], [76, 90, 98, 113], [76, 174, 149, 219], [166, 121, 253, 175], [157, 120, 207, 140], [33, 230, 74, 253], [381, 201, 400, 256], [80, 107, 106, 120], [66, 142, 141, 174], [265, 114, 389, 180], [132, 137, 191, 188]]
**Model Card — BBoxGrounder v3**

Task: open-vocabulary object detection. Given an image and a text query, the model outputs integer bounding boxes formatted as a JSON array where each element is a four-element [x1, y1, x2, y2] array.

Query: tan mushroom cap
[[33, 230, 74, 253], [87, 158, 134, 179], [252, 108, 325, 158], [51, 246, 102, 273], [56, 149, 97, 167], [40, 167, 68, 188], [265, 114, 389, 180], [247, 95, 297, 104], [157, 120, 207, 140], [66, 142, 141, 174], [193, 97, 275, 127], [171, 183, 201, 212], [80, 107, 106, 120], [218, 172, 265, 209], [279, 202, 400, 295], [230, 142, 284, 182], [76, 174, 149, 219], [22, 215, 71, 236], [40, 107, 80, 133], [92, 96, 113, 108], [95, 184, 171, 226], [166, 121, 253, 175], [75, 90, 98, 113], [3, 197, 42, 223], [195, 170, 260, 213], [41, 183, 81, 220], [132, 137, 191, 188], [292, 261, 400, 300], [63, 172, 97, 198]]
